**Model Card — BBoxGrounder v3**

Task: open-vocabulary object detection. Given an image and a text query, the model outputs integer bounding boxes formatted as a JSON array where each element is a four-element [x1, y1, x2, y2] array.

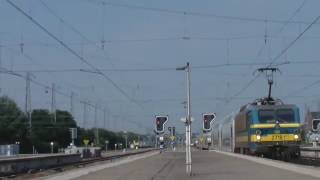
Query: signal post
[[154, 115, 168, 148], [202, 113, 216, 148]]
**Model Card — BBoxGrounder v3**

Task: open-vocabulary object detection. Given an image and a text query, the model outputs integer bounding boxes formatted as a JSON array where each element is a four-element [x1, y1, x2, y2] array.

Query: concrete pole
[[94, 104, 99, 145], [70, 91, 74, 117], [125, 133, 128, 149], [186, 62, 192, 175], [51, 83, 56, 123], [82, 101, 87, 129], [25, 72, 32, 130], [103, 108, 106, 129]]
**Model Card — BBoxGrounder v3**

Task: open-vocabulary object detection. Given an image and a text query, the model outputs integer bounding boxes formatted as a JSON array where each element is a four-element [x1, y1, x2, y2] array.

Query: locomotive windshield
[[259, 110, 275, 123], [276, 109, 295, 123], [258, 109, 295, 123]]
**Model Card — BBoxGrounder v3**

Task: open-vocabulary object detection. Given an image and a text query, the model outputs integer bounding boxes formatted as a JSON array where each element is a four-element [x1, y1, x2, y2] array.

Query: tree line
[[0, 96, 143, 153]]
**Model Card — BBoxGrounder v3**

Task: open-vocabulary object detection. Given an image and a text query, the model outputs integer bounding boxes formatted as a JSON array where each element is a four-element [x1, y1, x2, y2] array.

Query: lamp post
[[105, 140, 109, 152], [50, 141, 54, 154], [176, 62, 192, 175], [123, 131, 128, 150]]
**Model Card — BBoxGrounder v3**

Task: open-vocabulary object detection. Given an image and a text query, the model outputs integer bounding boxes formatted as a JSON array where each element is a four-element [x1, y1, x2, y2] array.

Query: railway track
[[257, 149, 320, 166], [291, 156, 320, 166], [1, 148, 158, 179]]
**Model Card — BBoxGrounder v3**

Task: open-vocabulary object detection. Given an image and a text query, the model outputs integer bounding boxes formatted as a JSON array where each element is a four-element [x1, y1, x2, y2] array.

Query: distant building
[[304, 111, 320, 144]]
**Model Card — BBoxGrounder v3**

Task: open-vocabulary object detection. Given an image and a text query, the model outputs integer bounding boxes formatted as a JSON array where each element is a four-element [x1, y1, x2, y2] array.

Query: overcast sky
[[1, 0, 320, 134]]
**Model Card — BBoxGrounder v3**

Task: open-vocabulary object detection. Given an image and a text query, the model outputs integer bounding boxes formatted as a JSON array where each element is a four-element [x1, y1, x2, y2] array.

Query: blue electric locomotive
[[234, 98, 301, 158], [213, 97, 302, 159]]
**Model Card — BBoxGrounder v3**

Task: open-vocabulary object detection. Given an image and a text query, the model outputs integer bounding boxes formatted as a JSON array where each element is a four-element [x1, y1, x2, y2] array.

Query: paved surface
[[74, 149, 320, 180], [0, 153, 67, 160]]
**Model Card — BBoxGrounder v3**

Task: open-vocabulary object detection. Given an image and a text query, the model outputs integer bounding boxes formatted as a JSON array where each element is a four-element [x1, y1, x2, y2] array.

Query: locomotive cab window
[[276, 109, 295, 123], [258, 110, 275, 123]]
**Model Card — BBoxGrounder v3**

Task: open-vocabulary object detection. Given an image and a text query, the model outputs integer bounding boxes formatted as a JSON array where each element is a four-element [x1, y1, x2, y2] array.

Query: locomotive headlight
[[256, 135, 261, 141], [294, 134, 299, 140]]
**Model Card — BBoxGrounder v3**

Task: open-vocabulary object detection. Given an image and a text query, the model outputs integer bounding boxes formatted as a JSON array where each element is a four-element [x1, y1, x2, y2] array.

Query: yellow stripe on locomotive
[[250, 133, 300, 142], [250, 123, 301, 129]]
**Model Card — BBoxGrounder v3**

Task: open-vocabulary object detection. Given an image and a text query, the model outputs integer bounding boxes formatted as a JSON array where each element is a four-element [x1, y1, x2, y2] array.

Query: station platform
[[300, 146, 320, 159], [45, 148, 320, 180], [0, 153, 81, 175]]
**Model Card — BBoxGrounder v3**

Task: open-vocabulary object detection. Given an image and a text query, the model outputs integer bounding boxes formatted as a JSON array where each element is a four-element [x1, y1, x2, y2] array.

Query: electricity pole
[[70, 91, 74, 117], [81, 100, 88, 129], [103, 108, 106, 129], [94, 103, 99, 145], [51, 83, 56, 123], [25, 72, 32, 130]]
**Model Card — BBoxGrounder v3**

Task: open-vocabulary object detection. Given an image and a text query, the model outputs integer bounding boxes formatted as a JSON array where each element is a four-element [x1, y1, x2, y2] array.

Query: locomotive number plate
[[272, 135, 288, 141]]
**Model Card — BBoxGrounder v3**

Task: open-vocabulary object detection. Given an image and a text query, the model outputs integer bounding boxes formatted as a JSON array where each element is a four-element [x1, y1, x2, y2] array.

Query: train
[[195, 133, 212, 150], [212, 97, 302, 160]]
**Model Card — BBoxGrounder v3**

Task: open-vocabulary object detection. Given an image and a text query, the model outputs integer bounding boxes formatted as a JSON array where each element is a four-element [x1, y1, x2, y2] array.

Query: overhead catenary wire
[[275, 0, 308, 35], [38, 0, 143, 126], [1, 45, 119, 129], [3, 45, 83, 92], [6, 0, 143, 109], [0, 66, 110, 117], [4, 58, 320, 74], [0, 35, 265, 48], [38, 0, 102, 51], [85, 0, 316, 25], [283, 79, 320, 99], [38, 2, 165, 125], [3, 61, 294, 73], [255, 0, 307, 64], [268, 14, 320, 67], [38, 0, 115, 64], [225, 13, 320, 106], [5, 34, 320, 48]]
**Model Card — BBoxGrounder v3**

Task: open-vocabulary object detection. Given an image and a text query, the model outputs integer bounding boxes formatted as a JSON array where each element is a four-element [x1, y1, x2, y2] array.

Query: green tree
[[31, 109, 54, 153], [53, 110, 77, 149], [0, 96, 29, 151]]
